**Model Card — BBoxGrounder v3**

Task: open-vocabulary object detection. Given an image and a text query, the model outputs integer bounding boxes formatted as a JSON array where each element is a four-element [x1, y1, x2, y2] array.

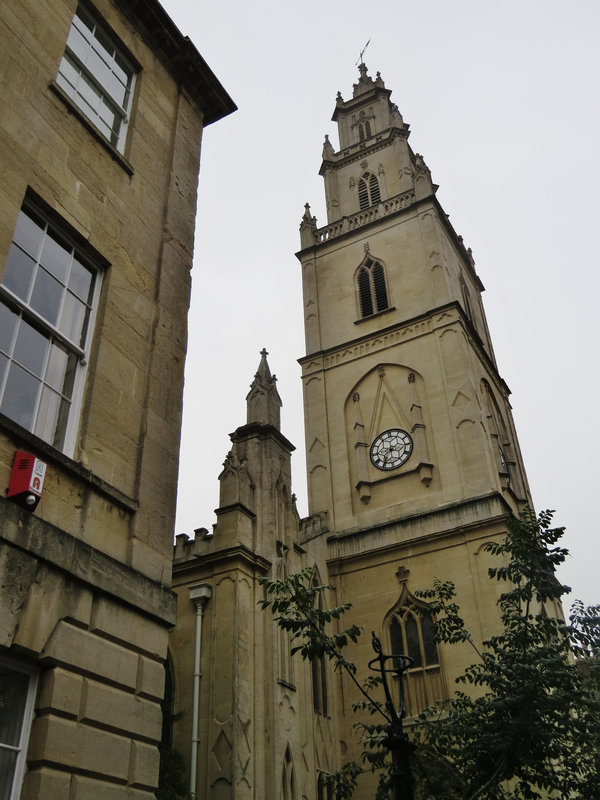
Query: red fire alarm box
[[6, 450, 47, 510]]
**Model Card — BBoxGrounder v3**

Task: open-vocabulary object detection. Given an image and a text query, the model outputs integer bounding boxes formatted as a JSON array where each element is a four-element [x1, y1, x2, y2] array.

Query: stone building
[[0, 1, 234, 798], [171, 63, 533, 800]]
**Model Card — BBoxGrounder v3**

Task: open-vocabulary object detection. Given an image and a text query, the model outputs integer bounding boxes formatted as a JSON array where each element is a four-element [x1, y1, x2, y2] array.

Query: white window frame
[[0, 655, 38, 800], [0, 202, 103, 457], [56, 3, 136, 152]]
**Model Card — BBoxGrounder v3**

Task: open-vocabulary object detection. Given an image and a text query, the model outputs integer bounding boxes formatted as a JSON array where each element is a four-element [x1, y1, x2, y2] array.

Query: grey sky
[[163, 0, 600, 608]]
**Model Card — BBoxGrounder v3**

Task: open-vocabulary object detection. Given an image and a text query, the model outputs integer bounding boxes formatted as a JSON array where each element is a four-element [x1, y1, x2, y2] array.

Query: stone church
[[170, 63, 532, 799]]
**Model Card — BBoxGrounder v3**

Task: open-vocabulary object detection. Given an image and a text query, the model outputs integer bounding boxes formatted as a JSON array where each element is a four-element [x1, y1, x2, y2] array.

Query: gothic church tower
[[296, 64, 532, 775]]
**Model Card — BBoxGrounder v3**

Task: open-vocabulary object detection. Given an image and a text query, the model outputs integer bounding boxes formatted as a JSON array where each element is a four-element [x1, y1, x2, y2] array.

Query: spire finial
[[246, 348, 282, 428]]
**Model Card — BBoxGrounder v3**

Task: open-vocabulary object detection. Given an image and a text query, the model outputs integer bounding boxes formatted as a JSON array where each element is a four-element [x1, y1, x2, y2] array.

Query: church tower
[[296, 64, 533, 771]]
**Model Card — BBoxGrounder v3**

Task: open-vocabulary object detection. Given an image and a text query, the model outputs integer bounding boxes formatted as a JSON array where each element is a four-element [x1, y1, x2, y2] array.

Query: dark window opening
[[357, 257, 390, 318], [357, 171, 381, 210]]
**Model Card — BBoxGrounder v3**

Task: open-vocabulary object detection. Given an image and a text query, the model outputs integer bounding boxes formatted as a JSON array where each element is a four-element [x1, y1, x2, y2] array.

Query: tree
[[414, 509, 600, 800], [259, 510, 600, 799]]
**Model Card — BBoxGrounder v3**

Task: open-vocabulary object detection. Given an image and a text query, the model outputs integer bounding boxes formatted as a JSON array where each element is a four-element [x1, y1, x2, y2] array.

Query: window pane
[[0, 667, 29, 746], [97, 98, 120, 143], [93, 25, 116, 66], [0, 303, 19, 355], [0, 353, 8, 389], [47, 345, 77, 398], [114, 52, 132, 89], [13, 210, 44, 259], [77, 70, 102, 113], [66, 23, 90, 63], [1, 363, 40, 430], [44, 343, 68, 393], [53, 393, 71, 450], [30, 268, 63, 326], [2, 245, 36, 301], [390, 616, 404, 656], [60, 292, 87, 345], [34, 386, 63, 444], [421, 614, 439, 666], [102, 67, 127, 108], [0, 748, 18, 800], [69, 258, 94, 303], [39, 229, 71, 282], [13, 319, 48, 377], [405, 614, 422, 667], [57, 56, 80, 94], [87, 47, 114, 94]]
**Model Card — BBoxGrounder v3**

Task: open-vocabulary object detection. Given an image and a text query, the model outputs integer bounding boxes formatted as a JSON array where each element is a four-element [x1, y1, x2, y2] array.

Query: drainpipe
[[188, 583, 212, 798]]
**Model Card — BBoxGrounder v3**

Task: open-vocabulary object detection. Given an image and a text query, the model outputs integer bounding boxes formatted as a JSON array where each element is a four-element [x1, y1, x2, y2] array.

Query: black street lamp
[[368, 631, 415, 800]]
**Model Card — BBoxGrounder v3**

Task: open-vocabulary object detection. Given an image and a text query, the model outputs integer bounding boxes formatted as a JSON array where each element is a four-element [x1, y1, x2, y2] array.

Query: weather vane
[[357, 39, 370, 66]]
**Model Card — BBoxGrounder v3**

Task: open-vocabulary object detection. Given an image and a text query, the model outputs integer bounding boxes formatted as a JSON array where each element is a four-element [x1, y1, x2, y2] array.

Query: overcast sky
[[161, 0, 600, 609]]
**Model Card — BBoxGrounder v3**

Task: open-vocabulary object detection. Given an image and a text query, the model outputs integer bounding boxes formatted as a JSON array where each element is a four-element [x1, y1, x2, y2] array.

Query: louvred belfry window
[[358, 119, 372, 141], [357, 257, 389, 318], [357, 171, 381, 210]]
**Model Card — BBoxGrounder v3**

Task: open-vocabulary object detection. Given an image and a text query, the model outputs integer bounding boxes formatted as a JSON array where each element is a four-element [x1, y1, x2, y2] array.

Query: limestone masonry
[[0, 1, 234, 798]]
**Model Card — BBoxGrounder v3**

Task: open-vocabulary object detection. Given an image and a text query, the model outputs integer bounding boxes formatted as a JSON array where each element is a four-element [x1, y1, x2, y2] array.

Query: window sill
[[354, 306, 396, 325], [0, 413, 137, 513], [49, 82, 135, 176]]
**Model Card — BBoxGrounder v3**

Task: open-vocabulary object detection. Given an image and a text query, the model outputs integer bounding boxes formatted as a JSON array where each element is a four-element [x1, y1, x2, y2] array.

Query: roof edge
[[117, 0, 236, 124]]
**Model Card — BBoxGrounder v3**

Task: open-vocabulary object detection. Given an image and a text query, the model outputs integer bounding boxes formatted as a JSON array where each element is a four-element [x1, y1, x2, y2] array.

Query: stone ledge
[[0, 414, 137, 513], [0, 500, 176, 626]]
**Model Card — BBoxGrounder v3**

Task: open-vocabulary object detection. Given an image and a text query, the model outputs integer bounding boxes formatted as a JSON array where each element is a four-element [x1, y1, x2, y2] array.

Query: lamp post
[[368, 631, 415, 800]]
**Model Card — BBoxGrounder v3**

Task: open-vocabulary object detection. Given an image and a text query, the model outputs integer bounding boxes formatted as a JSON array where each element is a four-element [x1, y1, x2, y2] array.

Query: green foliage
[[156, 745, 192, 800], [414, 509, 600, 800]]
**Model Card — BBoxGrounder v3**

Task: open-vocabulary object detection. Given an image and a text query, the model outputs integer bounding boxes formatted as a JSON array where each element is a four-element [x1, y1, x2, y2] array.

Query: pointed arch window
[[357, 257, 389, 318], [386, 586, 447, 716], [358, 119, 372, 141], [311, 571, 328, 715], [357, 171, 381, 210], [389, 604, 438, 671], [282, 745, 296, 800], [460, 278, 473, 321]]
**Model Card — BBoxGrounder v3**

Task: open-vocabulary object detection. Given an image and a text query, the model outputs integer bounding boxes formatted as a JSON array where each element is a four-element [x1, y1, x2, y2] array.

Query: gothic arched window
[[386, 585, 447, 716], [358, 119, 372, 141], [357, 171, 381, 210], [311, 570, 328, 715], [389, 604, 438, 671], [357, 257, 389, 318]]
